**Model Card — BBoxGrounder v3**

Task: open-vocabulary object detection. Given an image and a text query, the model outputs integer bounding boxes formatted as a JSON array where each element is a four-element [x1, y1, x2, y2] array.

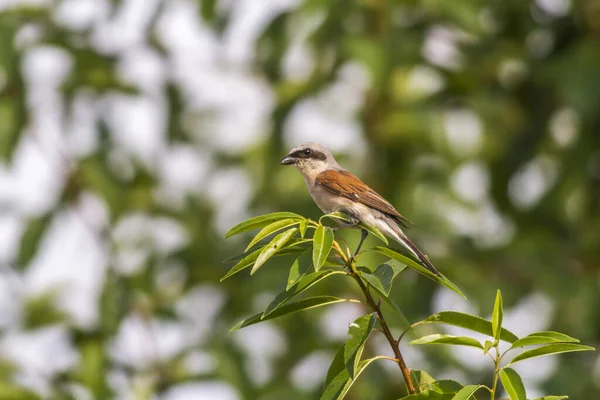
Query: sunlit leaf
[[500, 368, 526, 400], [320, 356, 385, 400], [424, 311, 519, 343], [313, 225, 334, 271], [370, 247, 465, 298], [508, 331, 579, 350], [251, 228, 298, 274], [451, 385, 486, 400], [507, 343, 595, 366], [409, 334, 483, 349], [245, 218, 301, 251], [492, 289, 503, 342], [484, 340, 493, 355], [287, 248, 313, 290], [231, 296, 357, 331], [344, 313, 376, 378], [360, 262, 405, 296], [263, 270, 344, 317], [225, 212, 303, 238]]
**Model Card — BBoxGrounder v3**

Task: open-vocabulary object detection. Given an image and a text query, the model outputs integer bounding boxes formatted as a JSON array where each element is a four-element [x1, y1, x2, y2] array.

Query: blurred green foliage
[[0, 0, 599, 399]]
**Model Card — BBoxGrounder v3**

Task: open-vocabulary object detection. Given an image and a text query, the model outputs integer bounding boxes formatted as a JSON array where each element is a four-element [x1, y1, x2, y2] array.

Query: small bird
[[280, 142, 441, 277]]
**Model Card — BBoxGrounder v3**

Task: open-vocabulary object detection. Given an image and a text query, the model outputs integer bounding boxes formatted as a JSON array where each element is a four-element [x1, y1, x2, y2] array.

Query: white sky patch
[[232, 322, 287, 385], [444, 109, 484, 157], [422, 25, 464, 70], [117, 46, 167, 94], [319, 302, 365, 341], [405, 64, 445, 97], [536, 0, 571, 17], [0, 214, 24, 264], [290, 350, 333, 391], [163, 382, 240, 400], [285, 63, 369, 152], [1, 325, 79, 396], [53, 0, 110, 31], [23, 210, 107, 328], [206, 168, 254, 235], [550, 107, 579, 149], [451, 161, 490, 204], [509, 155, 559, 210]]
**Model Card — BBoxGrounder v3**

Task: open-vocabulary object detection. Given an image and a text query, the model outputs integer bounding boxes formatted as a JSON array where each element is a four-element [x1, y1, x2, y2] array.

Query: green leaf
[[508, 331, 579, 350], [492, 289, 503, 342], [16, 213, 53, 269], [230, 296, 356, 331], [500, 368, 526, 400], [531, 396, 568, 400], [251, 228, 298, 274], [409, 334, 483, 349], [225, 212, 303, 238], [410, 370, 436, 387], [320, 356, 384, 400], [313, 225, 334, 271], [507, 343, 595, 366], [484, 340, 493, 354], [451, 385, 486, 400], [263, 270, 345, 317], [358, 222, 388, 245], [363, 276, 411, 328], [361, 262, 406, 296], [245, 219, 300, 251], [287, 249, 313, 290], [424, 311, 519, 343], [221, 240, 306, 281], [370, 247, 465, 298], [299, 218, 309, 237], [344, 313, 377, 378], [325, 345, 346, 389]]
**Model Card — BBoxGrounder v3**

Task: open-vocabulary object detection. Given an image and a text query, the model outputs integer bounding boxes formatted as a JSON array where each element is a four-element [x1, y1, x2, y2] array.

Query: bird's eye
[[303, 149, 312, 156]]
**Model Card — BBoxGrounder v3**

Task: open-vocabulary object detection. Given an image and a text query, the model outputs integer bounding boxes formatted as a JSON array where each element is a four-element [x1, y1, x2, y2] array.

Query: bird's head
[[280, 142, 338, 177]]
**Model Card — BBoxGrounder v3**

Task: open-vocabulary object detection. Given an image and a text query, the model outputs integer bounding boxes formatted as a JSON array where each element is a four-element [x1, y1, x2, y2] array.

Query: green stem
[[490, 346, 501, 400]]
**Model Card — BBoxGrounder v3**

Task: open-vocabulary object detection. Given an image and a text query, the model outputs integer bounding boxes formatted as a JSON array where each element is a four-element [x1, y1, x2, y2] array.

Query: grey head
[[280, 142, 342, 177]]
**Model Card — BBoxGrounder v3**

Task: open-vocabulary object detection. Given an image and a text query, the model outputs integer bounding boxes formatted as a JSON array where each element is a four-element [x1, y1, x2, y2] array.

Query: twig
[[348, 263, 417, 394]]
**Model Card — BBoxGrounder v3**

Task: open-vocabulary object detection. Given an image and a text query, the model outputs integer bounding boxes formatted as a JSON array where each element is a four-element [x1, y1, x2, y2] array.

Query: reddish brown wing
[[316, 169, 413, 228]]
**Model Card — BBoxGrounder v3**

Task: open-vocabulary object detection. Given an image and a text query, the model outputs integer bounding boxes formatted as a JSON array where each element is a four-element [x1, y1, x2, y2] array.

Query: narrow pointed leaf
[[225, 212, 303, 238], [360, 262, 405, 296], [223, 238, 310, 264], [321, 356, 384, 400], [263, 270, 344, 317], [245, 219, 300, 251], [452, 385, 485, 400], [287, 249, 313, 290], [508, 331, 579, 350], [424, 311, 519, 343], [344, 313, 377, 378], [362, 276, 411, 328], [507, 343, 595, 366], [492, 289, 503, 342], [230, 296, 356, 331], [409, 334, 483, 349], [299, 219, 309, 237], [370, 247, 465, 298], [313, 225, 334, 271], [325, 345, 346, 389], [484, 340, 493, 354], [251, 228, 298, 275], [500, 368, 526, 400]]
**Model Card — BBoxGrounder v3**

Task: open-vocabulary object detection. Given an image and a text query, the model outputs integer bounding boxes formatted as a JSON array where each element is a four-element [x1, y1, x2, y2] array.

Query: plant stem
[[351, 272, 417, 394], [490, 347, 501, 400]]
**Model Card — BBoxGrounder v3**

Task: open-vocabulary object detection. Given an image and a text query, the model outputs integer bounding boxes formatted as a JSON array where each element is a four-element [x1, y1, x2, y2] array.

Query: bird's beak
[[280, 155, 295, 165]]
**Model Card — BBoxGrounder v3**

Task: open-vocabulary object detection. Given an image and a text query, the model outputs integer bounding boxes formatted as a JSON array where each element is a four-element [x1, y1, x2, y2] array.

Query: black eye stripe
[[290, 149, 327, 161]]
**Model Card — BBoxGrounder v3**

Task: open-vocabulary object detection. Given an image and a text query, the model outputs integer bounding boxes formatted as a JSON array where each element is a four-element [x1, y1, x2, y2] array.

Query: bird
[[280, 142, 441, 277]]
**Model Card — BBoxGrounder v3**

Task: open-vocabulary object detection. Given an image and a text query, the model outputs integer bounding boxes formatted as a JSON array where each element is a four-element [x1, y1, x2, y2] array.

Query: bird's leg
[[353, 229, 368, 258]]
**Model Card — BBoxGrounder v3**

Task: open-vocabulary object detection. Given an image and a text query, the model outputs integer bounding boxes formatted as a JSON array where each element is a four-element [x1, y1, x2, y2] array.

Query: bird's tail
[[383, 220, 442, 278]]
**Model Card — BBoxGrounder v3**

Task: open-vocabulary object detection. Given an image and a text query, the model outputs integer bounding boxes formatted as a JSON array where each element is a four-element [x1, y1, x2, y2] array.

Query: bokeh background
[[0, 0, 599, 399]]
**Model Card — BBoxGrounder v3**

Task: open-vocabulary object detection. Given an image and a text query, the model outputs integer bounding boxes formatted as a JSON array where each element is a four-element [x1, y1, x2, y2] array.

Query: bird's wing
[[316, 169, 413, 228]]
